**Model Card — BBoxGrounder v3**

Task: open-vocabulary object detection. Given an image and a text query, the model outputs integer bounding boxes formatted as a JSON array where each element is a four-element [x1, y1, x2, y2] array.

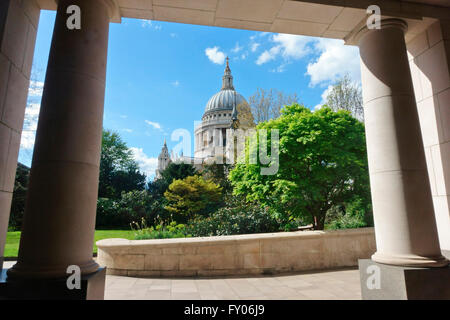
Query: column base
[[6, 259, 99, 279], [0, 266, 106, 300], [372, 252, 448, 267], [359, 259, 450, 300]]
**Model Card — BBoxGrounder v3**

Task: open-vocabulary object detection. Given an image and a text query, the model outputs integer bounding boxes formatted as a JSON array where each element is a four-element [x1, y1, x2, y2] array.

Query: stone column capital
[[347, 18, 408, 45]]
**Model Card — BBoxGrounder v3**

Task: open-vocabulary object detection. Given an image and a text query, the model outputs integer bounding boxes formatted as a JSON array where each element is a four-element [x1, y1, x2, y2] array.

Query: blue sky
[[19, 10, 361, 179]]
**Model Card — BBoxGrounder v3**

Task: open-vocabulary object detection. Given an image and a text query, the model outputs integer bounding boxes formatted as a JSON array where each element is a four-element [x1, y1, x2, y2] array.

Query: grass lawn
[[4, 230, 136, 258]]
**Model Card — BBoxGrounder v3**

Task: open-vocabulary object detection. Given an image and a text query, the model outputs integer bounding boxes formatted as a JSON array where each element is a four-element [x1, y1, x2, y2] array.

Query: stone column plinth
[[7, 0, 112, 279], [356, 19, 448, 267]]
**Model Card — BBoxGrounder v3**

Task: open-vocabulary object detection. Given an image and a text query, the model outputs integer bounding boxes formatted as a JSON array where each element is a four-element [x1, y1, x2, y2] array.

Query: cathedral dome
[[205, 90, 247, 113], [204, 57, 248, 115]]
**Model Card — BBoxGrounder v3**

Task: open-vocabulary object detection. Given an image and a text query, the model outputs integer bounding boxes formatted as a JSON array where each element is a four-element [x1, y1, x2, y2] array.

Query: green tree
[[99, 130, 146, 199], [229, 104, 370, 230], [145, 162, 198, 224], [164, 175, 222, 221], [9, 163, 30, 230], [201, 163, 233, 193], [159, 162, 197, 188]]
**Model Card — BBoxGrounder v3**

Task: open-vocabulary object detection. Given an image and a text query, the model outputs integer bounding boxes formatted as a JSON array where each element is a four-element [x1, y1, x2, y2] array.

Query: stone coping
[[97, 227, 374, 247], [97, 228, 376, 277]]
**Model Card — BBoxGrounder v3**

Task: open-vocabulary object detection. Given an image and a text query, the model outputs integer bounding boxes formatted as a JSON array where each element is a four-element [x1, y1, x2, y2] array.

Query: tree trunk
[[313, 215, 325, 230]]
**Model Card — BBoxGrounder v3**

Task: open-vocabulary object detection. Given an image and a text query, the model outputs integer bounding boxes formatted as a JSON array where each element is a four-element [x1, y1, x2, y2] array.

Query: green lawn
[[4, 230, 136, 258]]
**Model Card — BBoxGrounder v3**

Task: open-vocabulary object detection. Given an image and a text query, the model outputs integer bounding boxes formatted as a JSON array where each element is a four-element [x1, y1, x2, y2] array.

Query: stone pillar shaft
[[0, 0, 40, 273], [8, 0, 111, 279], [357, 19, 447, 267]]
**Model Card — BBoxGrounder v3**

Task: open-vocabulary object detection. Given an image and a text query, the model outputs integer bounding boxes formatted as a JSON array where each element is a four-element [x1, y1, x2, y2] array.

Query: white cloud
[[145, 120, 163, 131], [313, 85, 334, 111], [141, 19, 162, 30], [270, 63, 289, 73], [172, 80, 180, 87], [29, 81, 44, 96], [121, 128, 133, 133], [251, 42, 260, 52], [306, 38, 361, 87], [256, 33, 312, 65], [20, 102, 40, 150], [205, 46, 226, 65], [141, 19, 152, 28], [20, 77, 45, 152], [130, 147, 158, 178], [21, 130, 36, 150], [273, 34, 313, 60], [170, 33, 177, 38], [256, 46, 281, 65], [231, 42, 243, 53]]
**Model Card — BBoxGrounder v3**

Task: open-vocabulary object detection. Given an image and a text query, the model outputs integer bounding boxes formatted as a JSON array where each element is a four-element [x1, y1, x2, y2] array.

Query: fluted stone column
[[8, 0, 113, 279], [356, 19, 448, 267]]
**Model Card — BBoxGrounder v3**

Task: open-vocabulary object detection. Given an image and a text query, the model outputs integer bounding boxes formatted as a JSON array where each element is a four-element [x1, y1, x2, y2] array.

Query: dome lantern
[[221, 57, 234, 90], [204, 59, 247, 114]]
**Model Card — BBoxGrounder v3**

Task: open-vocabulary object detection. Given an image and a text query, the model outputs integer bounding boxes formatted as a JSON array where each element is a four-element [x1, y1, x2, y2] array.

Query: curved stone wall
[[96, 228, 376, 277]]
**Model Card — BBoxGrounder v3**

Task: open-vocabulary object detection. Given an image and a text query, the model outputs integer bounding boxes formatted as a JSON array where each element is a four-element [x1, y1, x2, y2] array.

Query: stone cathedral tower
[[155, 139, 170, 179]]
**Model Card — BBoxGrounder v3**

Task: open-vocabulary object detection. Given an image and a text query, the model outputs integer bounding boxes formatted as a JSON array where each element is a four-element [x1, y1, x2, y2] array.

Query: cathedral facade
[[155, 58, 255, 179]]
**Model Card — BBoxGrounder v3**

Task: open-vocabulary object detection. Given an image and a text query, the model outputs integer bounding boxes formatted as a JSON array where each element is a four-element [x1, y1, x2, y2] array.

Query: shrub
[[96, 190, 154, 229], [186, 196, 281, 237], [164, 175, 223, 222], [96, 198, 127, 229], [131, 219, 190, 240], [326, 197, 373, 230], [326, 212, 367, 230]]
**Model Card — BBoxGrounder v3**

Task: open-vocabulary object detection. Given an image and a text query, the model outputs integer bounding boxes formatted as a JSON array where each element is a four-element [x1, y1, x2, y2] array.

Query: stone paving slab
[[3, 262, 361, 300], [104, 267, 362, 300]]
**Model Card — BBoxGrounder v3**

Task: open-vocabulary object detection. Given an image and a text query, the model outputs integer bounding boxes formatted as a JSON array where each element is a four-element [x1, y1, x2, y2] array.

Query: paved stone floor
[[105, 268, 362, 300], [3, 262, 361, 300]]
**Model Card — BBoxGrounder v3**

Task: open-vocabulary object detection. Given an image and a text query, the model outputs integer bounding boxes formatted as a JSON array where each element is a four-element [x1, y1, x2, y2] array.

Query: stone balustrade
[[97, 228, 376, 277]]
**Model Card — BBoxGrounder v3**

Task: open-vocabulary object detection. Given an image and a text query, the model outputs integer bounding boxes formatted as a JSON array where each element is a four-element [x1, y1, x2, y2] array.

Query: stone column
[[7, 0, 113, 279], [356, 19, 448, 267], [0, 0, 40, 273]]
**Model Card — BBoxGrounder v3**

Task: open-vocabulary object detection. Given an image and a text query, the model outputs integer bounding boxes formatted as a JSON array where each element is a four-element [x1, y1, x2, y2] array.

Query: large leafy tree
[[99, 130, 146, 199], [229, 104, 370, 230], [164, 175, 222, 222]]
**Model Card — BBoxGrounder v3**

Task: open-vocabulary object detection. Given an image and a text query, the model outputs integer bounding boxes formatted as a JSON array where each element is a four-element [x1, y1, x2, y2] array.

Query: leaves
[[99, 130, 146, 199], [230, 104, 370, 230], [164, 175, 223, 221]]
